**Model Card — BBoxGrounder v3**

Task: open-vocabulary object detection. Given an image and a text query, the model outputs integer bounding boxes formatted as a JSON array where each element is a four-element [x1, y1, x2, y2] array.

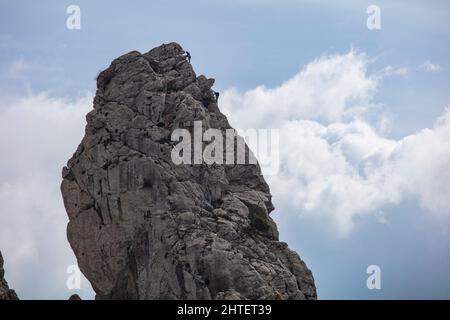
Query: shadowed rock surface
[[61, 42, 316, 300], [0, 251, 18, 300]]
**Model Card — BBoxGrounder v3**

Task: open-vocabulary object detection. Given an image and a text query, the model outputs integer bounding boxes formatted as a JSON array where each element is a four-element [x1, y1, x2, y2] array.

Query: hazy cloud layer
[[421, 60, 441, 73]]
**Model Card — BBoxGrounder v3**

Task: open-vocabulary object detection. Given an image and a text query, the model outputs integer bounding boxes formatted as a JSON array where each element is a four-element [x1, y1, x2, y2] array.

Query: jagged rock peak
[[0, 251, 19, 300], [61, 42, 316, 300]]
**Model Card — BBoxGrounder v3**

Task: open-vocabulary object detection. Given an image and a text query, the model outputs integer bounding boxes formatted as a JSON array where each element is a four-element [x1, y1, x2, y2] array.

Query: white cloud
[[421, 60, 441, 73], [221, 51, 450, 235], [0, 50, 448, 299], [0, 92, 94, 299]]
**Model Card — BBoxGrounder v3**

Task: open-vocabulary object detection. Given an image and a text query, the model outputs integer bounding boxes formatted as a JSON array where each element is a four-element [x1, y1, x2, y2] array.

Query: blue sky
[[1, 0, 450, 299]]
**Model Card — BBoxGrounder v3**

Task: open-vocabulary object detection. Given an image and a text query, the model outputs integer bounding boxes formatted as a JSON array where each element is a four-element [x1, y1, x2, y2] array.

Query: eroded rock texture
[[0, 251, 18, 300], [61, 42, 316, 300]]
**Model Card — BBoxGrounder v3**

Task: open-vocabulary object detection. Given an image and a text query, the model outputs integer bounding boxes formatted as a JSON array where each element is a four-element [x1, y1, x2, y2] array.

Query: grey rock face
[[68, 294, 82, 300], [0, 251, 18, 300], [61, 42, 316, 300]]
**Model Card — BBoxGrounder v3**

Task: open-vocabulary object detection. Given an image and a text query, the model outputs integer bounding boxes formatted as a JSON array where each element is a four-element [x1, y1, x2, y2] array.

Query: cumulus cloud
[[0, 92, 94, 298], [221, 51, 450, 235]]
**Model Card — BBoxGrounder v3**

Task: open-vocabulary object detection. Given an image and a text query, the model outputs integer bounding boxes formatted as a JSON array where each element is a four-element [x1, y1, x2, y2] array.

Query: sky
[[0, 0, 450, 299]]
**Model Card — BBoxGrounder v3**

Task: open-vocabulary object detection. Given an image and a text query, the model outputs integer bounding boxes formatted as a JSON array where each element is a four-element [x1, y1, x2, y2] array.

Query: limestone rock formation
[[0, 251, 19, 300], [61, 42, 316, 300]]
